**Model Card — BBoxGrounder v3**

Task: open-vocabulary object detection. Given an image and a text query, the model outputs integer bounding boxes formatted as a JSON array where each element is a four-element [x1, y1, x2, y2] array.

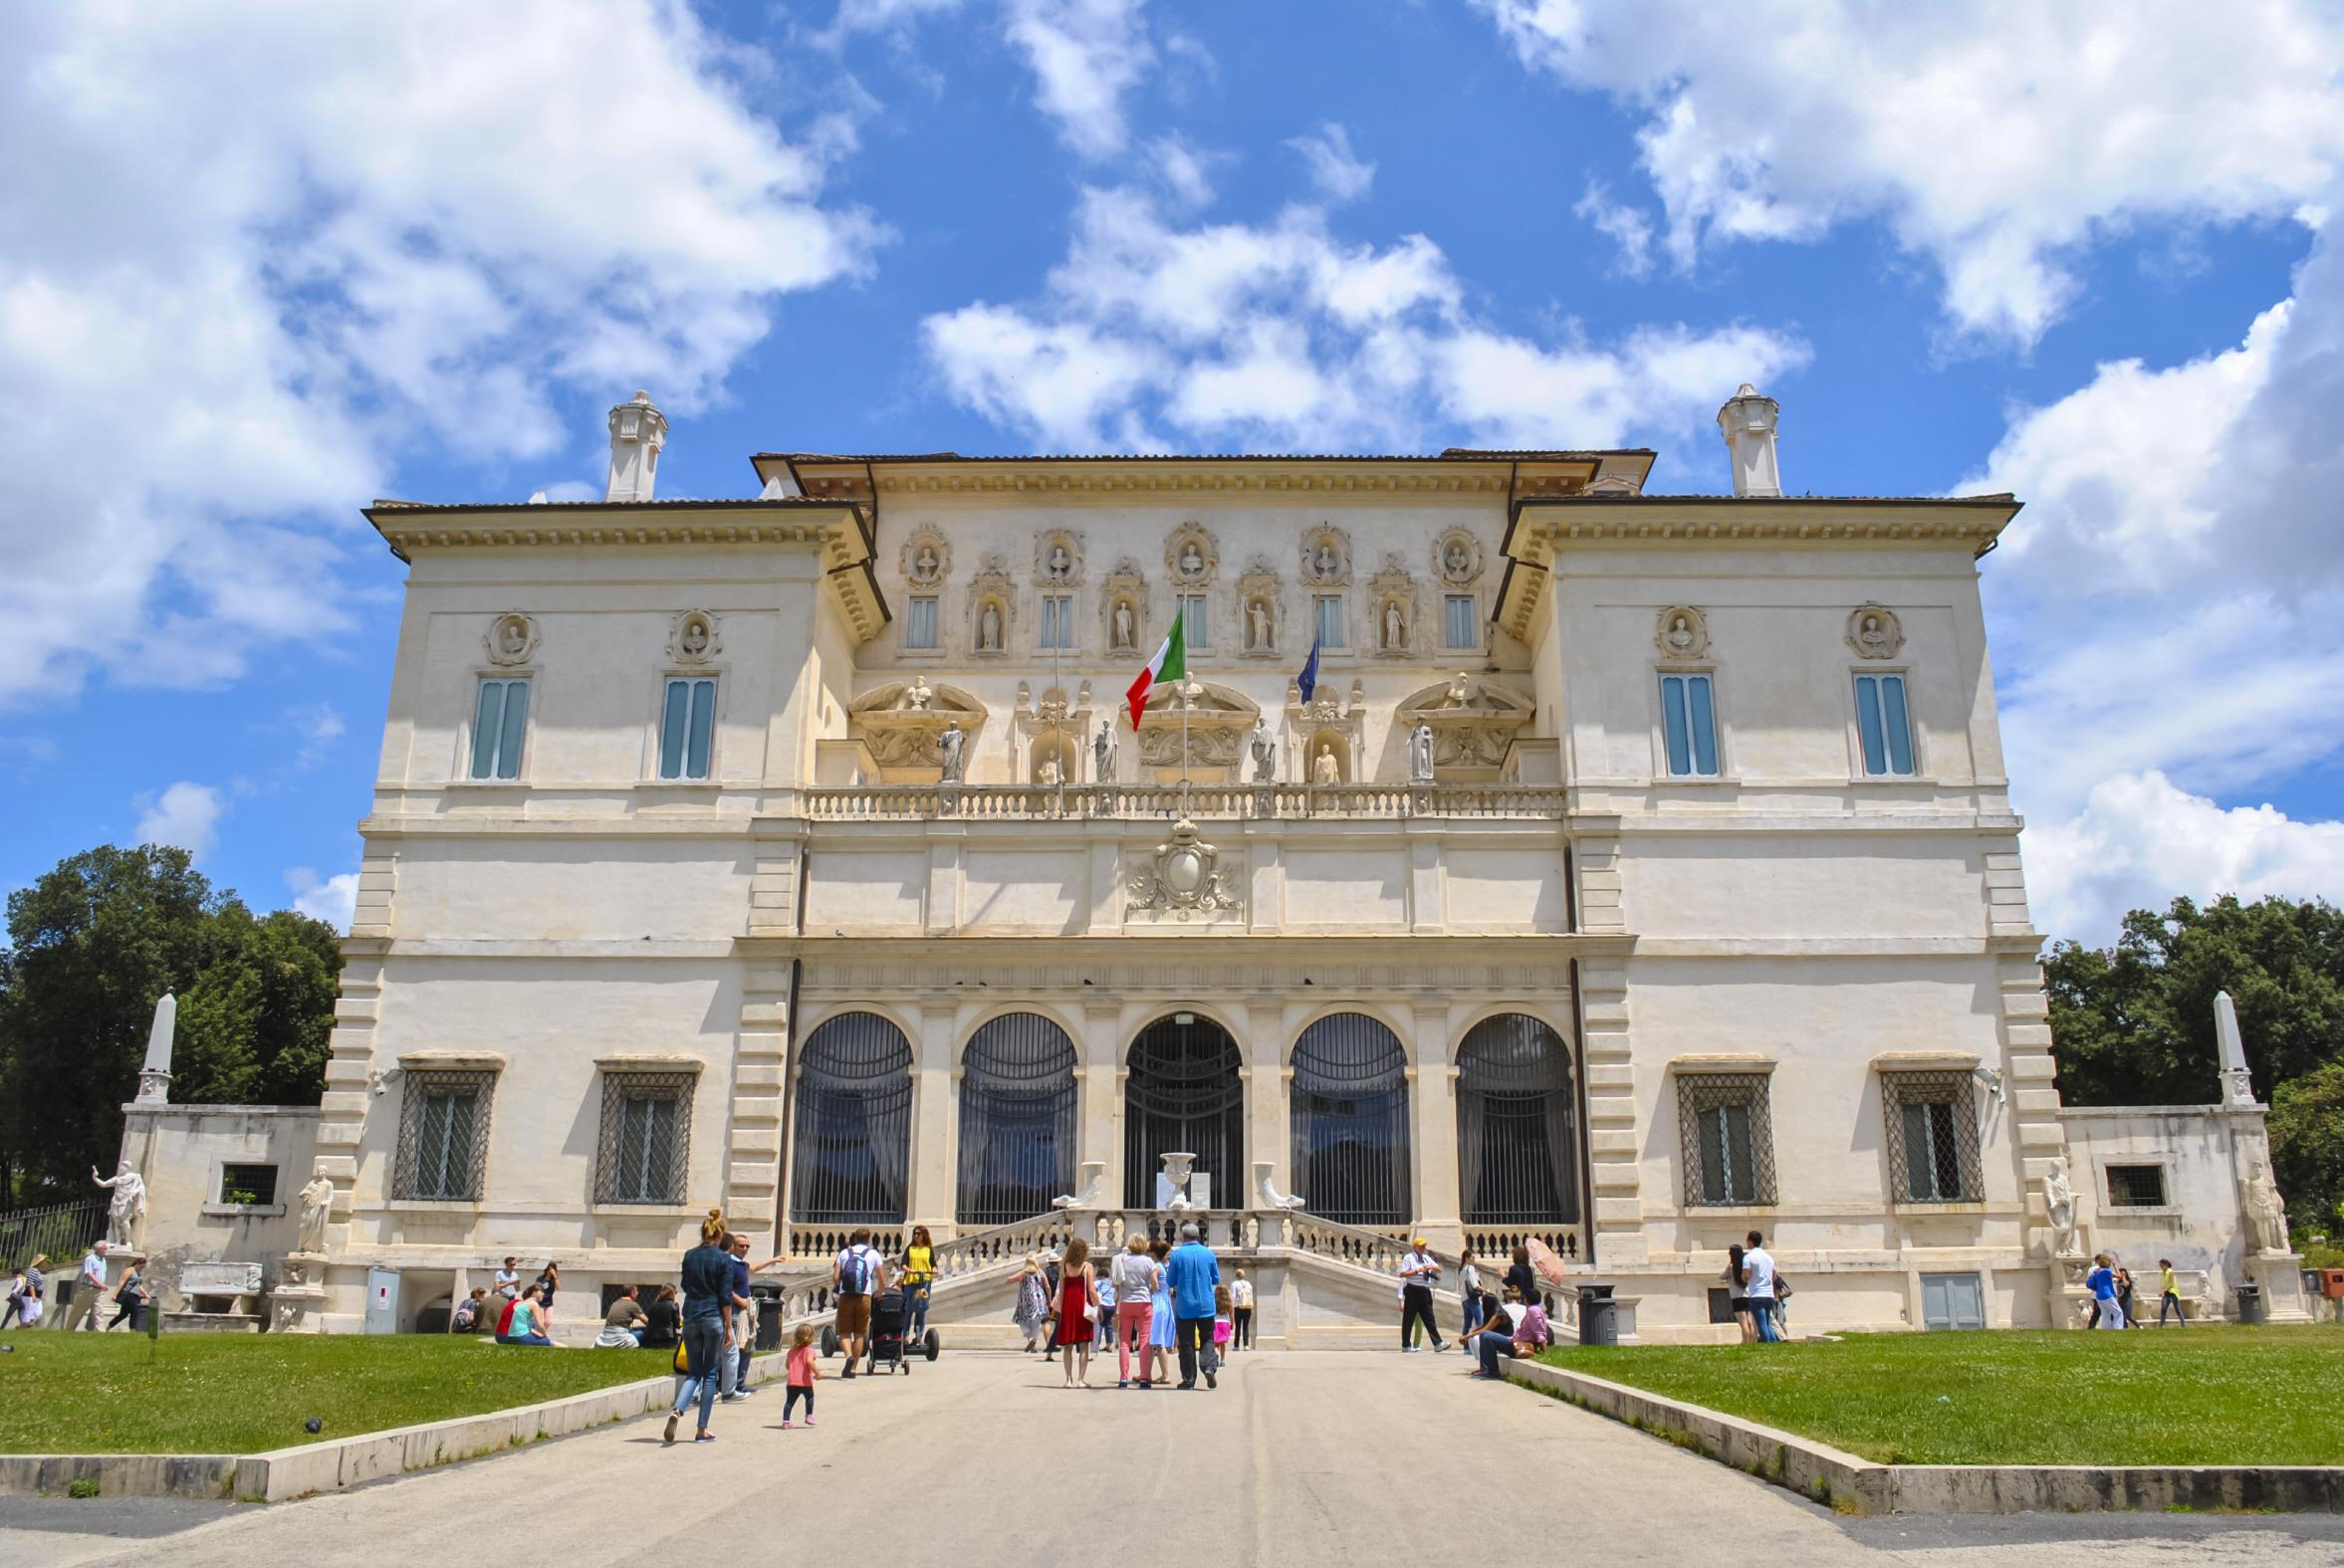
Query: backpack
[[837, 1245, 873, 1296]]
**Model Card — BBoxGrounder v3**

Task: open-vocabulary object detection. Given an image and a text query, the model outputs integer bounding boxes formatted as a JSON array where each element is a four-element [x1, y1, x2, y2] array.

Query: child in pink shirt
[[784, 1322, 820, 1428]]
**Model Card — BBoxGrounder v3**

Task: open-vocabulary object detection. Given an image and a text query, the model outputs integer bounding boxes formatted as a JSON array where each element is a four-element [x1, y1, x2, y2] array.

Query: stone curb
[[0, 1348, 789, 1503], [1505, 1359, 2344, 1515]]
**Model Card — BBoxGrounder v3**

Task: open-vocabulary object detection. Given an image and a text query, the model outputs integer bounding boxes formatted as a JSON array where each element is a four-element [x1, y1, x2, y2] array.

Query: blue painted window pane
[[1854, 676, 1887, 775], [1881, 674, 1914, 775], [905, 596, 938, 649], [659, 680, 691, 778], [1688, 675, 1718, 776], [470, 682, 504, 780], [686, 679, 716, 778], [1444, 594, 1477, 649], [495, 681, 528, 780], [1660, 675, 1692, 776]]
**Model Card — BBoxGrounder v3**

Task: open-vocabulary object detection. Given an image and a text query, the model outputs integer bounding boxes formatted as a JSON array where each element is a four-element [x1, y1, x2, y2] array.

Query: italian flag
[[1125, 614, 1186, 729]]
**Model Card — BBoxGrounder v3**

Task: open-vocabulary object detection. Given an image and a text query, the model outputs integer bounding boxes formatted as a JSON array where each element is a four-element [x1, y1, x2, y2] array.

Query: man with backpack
[[833, 1228, 884, 1378]]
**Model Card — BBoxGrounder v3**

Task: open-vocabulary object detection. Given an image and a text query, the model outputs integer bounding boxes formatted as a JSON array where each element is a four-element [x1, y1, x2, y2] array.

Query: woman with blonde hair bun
[[664, 1209, 738, 1445], [700, 1209, 727, 1245]]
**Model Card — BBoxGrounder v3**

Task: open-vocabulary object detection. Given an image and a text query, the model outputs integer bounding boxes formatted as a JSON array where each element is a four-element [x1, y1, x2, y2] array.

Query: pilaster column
[[1410, 1001, 1462, 1247], [904, 1003, 958, 1233], [1245, 1000, 1289, 1201], [1577, 955, 1645, 1265], [1081, 1002, 1125, 1209]]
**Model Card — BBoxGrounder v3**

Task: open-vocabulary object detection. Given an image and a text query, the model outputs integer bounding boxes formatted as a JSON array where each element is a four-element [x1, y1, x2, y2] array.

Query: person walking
[[106, 1256, 149, 1332], [665, 1210, 737, 1445], [1166, 1223, 1221, 1390], [60, 1240, 109, 1332], [1212, 1284, 1235, 1360], [1056, 1236, 1098, 1388], [1457, 1248, 1485, 1344], [1397, 1237, 1447, 1353], [782, 1322, 820, 1429], [1146, 1238, 1177, 1386], [1230, 1268, 1255, 1351], [1110, 1234, 1159, 1388], [832, 1228, 884, 1378], [2156, 1258, 2186, 1326], [2114, 1266, 2137, 1329], [1013, 1255, 1051, 1352], [1739, 1232, 1779, 1343], [2085, 1252, 2124, 1329], [900, 1225, 936, 1345], [721, 1232, 758, 1399], [5, 1255, 46, 1329]]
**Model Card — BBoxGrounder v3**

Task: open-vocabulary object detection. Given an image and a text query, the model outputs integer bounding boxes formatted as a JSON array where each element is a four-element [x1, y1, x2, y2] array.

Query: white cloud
[[1148, 135, 1221, 210], [1574, 180, 1654, 277], [1002, 0, 1153, 160], [2028, 774, 2344, 947], [285, 866, 360, 932], [923, 184, 1806, 451], [1967, 203, 2344, 940], [1477, 0, 2344, 341], [1287, 124, 1376, 205], [0, 1, 877, 706], [133, 782, 226, 861]]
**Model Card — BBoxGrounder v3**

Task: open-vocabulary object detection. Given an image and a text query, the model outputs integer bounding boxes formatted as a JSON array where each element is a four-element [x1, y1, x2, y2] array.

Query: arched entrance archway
[[956, 1012, 1078, 1228], [789, 1012, 913, 1225], [1123, 1013, 1244, 1210], [1455, 1013, 1579, 1225], [1290, 1013, 1412, 1227]]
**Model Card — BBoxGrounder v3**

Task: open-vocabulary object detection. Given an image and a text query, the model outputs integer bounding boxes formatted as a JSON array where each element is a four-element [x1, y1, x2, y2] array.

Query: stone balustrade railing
[[1462, 1227, 1584, 1268], [801, 783, 1567, 823]]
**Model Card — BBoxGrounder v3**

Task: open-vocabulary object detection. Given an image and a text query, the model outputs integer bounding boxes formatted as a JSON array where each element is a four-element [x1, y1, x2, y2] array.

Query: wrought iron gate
[[1123, 1014, 1245, 1209], [1455, 1013, 1579, 1225], [1289, 1013, 1412, 1227], [789, 1011, 913, 1225], [956, 1012, 1078, 1227]]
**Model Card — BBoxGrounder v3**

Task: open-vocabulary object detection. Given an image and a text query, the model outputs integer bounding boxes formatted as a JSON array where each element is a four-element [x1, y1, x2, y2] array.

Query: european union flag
[[1296, 630, 1321, 705]]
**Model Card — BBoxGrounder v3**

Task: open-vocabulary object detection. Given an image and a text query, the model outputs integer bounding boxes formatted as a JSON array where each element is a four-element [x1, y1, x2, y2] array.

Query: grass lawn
[[0, 1332, 682, 1455], [1536, 1324, 2344, 1466]]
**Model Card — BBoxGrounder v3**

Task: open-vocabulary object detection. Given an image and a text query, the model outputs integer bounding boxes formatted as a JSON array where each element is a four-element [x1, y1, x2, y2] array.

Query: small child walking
[[1212, 1283, 1235, 1358], [783, 1322, 820, 1428]]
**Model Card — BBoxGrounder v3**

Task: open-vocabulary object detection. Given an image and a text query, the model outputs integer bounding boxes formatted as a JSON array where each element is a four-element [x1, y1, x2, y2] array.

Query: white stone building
[[117, 388, 2310, 1342]]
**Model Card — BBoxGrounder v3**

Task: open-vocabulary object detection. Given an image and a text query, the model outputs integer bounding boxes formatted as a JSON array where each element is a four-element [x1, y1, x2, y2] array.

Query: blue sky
[[4, 0, 2343, 945]]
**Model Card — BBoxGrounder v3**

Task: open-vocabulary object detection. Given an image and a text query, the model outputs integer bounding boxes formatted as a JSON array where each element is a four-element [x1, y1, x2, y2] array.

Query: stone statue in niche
[[1664, 613, 1697, 655], [1038, 755, 1061, 786], [937, 722, 967, 783], [2244, 1161, 2290, 1254], [1314, 542, 1337, 578], [2041, 1159, 2078, 1257], [1248, 597, 1275, 652], [486, 612, 536, 666], [1444, 539, 1471, 578], [1112, 599, 1135, 650], [914, 544, 939, 582], [1846, 603, 1904, 660], [1093, 718, 1117, 783], [1179, 541, 1205, 578], [1408, 721, 1435, 783], [1249, 718, 1277, 783], [978, 601, 1002, 651], [1048, 542, 1071, 579], [1312, 744, 1340, 784], [1384, 600, 1406, 650], [680, 617, 710, 658]]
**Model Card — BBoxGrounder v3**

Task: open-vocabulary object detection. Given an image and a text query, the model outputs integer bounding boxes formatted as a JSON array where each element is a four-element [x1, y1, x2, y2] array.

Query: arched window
[[1124, 1014, 1244, 1210], [1455, 1013, 1578, 1225], [957, 1013, 1077, 1228], [1289, 1013, 1412, 1228], [789, 1012, 912, 1225]]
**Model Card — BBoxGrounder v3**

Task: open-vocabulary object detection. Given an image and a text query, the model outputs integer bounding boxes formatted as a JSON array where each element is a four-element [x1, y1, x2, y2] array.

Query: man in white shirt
[[1230, 1270, 1255, 1351], [60, 1241, 109, 1332], [1397, 1239, 1448, 1353], [493, 1257, 521, 1300], [1739, 1231, 1780, 1344], [832, 1229, 885, 1377]]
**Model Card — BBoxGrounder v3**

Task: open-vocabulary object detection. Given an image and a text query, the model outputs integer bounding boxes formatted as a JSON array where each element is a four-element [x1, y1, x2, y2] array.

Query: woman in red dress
[[1056, 1236, 1097, 1389]]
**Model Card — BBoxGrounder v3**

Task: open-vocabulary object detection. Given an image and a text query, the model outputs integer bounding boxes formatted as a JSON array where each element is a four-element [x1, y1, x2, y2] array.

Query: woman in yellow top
[[900, 1225, 936, 1343], [2157, 1258, 2185, 1326]]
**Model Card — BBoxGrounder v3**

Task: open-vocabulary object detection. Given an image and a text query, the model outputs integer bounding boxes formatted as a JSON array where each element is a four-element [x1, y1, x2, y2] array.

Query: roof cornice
[[751, 449, 1658, 501]]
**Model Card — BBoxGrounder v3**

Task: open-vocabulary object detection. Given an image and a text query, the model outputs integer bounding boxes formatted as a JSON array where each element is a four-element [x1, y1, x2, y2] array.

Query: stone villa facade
[[113, 388, 2310, 1342]]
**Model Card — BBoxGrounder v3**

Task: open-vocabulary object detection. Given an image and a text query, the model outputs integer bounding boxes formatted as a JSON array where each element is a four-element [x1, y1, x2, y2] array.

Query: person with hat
[[1397, 1237, 1448, 1353]]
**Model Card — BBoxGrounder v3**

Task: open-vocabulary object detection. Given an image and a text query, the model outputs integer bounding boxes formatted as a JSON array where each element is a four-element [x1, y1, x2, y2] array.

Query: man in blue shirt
[[1164, 1222, 1221, 1391], [720, 1232, 757, 1400], [666, 1224, 737, 1445]]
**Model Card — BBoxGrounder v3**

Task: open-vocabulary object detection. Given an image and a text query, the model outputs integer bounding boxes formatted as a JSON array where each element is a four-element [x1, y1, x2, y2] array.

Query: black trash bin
[[2234, 1283, 2264, 1325], [1577, 1282, 1619, 1346], [751, 1285, 786, 1351]]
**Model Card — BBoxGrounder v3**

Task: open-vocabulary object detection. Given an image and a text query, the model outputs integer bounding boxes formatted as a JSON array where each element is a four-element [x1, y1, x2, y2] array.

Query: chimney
[[605, 390, 667, 503], [1717, 383, 1781, 499]]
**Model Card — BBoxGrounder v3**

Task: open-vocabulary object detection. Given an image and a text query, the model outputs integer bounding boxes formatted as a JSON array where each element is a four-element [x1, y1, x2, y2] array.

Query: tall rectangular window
[[1179, 593, 1209, 649], [1853, 672, 1915, 777], [392, 1070, 495, 1201], [1444, 594, 1478, 650], [470, 678, 530, 780], [596, 1071, 695, 1205], [659, 677, 717, 780], [1881, 1071, 1982, 1205], [1659, 673, 1720, 777], [1314, 593, 1344, 649], [1676, 1072, 1776, 1207], [1042, 594, 1075, 650], [904, 595, 939, 650]]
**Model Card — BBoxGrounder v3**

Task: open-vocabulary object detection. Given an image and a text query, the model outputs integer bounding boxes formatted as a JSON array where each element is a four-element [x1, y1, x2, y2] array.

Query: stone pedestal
[[269, 1252, 330, 1334], [2246, 1252, 2312, 1323]]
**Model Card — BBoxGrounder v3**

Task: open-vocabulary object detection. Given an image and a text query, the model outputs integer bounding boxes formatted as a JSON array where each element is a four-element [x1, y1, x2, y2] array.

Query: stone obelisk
[[2213, 991, 2255, 1108], [134, 992, 175, 1105]]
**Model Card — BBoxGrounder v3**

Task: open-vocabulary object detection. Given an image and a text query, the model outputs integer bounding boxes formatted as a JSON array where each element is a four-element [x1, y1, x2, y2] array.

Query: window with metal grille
[[957, 1013, 1077, 1228], [658, 677, 717, 780], [1853, 672, 1915, 777], [1124, 1014, 1245, 1210], [595, 1071, 695, 1205], [790, 1013, 913, 1225], [1674, 1073, 1776, 1206], [219, 1164, 278, 1206], [1444, 594, 1478, 650], [393, 1070, 495, 1201], [1313, 593, 1344, 650], [470, 678, 529, 780], [1290, 1014, 1411, 1228], [1455, 1013, 1578, 1225], [1880, 1071, 1982, 1204], [905, 595, 939, 650], [2105, 1163, 2168, 1208], [1660, 673, 1720, 778]]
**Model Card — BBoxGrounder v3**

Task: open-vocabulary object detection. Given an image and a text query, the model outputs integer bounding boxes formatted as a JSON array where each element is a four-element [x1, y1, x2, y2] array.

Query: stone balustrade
[[801, 783, 1567, 822]]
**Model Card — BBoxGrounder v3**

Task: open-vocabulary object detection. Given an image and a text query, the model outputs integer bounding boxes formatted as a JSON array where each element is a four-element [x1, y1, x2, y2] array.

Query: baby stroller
[[862, 1287, 943, 1375]]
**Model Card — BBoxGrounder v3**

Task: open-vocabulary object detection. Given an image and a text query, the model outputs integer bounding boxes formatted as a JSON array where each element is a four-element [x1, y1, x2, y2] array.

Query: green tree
[[0, 845, 342, 1205], [2267, 1061, 2344, 1242]]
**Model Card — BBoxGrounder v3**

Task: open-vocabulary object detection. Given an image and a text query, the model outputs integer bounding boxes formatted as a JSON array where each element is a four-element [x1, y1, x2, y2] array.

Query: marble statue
[[1384, 600, 1405, 649], [1051, 1161, 1105, 1210], [1249, 718, 1277, 783], [1314, 542, 1335, 578], [93, 1161, 146, 1247], [1048, 543, 1071, 578], [899, 675, 933, 711], [1112, 599, 1135, 649], [977, 601, 1002, 651], [1444, 539, 1471, 577], [1408, 721, 1435, 783], [1312, 744, 1340, 784], [1254, 1161, 1305, 1212], [1442, 671, 1472, 708], [1093, 718, 1117, 784], [1665, 613, 1696, 655], [2244, 1162, 2290, 1254], [680, 617, 710, 657], [2041, 1159, 2078, 1257], [1179, 542, 1204, 577], [937, 722, 967, 784], [298, 1174, 334, 1253], [913, 544, 939, 581], [497, 618, 529, 659], [1248, 597, 1273, 651], [1038, 756, 1061, 786]]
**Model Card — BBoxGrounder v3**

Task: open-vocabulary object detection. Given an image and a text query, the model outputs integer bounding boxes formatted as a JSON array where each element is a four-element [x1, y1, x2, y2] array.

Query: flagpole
[[1179, 676, 1191, 814]]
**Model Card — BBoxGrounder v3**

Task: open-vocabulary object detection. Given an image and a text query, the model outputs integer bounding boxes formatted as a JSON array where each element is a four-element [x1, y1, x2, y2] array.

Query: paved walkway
[[5, 1351, 2341, 1567]]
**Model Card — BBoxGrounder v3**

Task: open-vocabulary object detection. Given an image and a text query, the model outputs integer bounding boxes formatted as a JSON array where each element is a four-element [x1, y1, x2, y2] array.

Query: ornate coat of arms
[[1128, 819, 1237, 914]]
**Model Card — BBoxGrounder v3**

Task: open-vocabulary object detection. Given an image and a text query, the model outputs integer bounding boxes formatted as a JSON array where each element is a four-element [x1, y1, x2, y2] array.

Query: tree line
[[0, 845, 342, 1207]]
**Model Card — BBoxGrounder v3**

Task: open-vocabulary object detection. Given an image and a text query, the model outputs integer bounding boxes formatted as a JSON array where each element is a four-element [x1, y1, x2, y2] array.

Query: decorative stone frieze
[[1132, 681, 1258, 773], [1397, 674, 1533, 774], [849, 679, 989, 774]]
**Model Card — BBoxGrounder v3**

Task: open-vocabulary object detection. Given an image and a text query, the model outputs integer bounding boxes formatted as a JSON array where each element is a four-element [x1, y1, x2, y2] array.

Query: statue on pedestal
[[298, 1174, 335, 1255], [92, 1161, 146, 1248], [1249, 718, 1277, 783], [937, 722, 967, 784], [1408, 721, 1436, 783], [1093, 718, 1117, 784], [2041, 1159, 2078, 1257], [2244, 1161, 2290, 1255]]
